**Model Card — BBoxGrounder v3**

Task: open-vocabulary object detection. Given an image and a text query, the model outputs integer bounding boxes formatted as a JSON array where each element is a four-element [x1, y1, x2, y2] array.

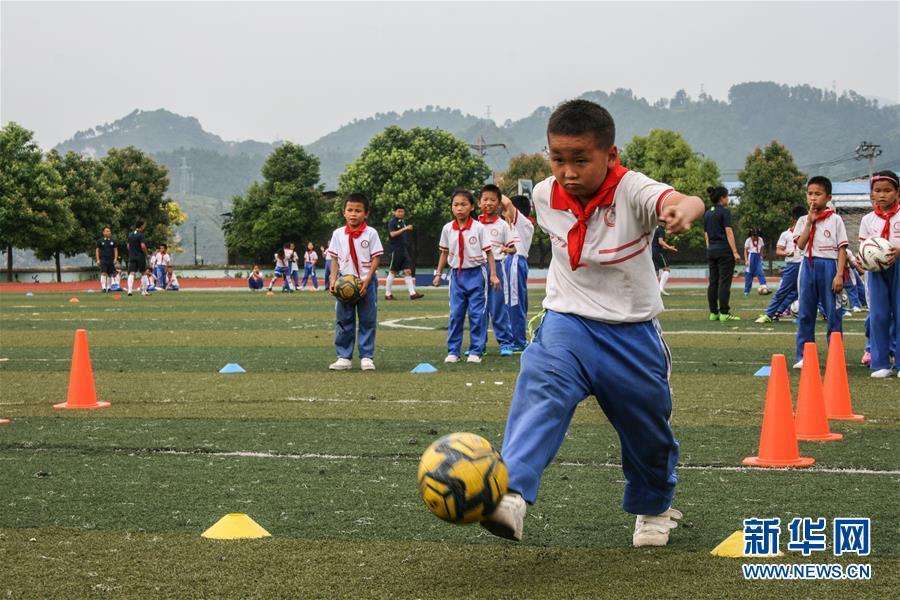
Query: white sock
[[659, 270, 670, 292], [127, 274, 134, 292], [405, 276, 416, 296], [100, 274, 107, 290], [385, 272, 395, 295]]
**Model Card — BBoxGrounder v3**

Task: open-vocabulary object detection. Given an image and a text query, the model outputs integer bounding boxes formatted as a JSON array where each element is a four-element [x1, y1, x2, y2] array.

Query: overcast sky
[[2, 1, 898, 149]]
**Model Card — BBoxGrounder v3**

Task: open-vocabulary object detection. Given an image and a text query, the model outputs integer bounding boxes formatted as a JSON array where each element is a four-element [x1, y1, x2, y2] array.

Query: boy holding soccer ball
[[858, 170, 900, 378], [327, 193, 384, 371], [482, 100, 704, 547]]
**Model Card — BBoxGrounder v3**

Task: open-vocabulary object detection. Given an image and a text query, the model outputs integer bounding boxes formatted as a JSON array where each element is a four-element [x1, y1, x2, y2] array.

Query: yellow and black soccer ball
[[417, 432, 508, 524], [334, 274, 362, 304]]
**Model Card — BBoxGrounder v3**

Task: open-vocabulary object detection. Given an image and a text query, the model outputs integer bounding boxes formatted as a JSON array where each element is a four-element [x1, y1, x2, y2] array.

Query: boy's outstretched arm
[[658, 192, 705, 234]]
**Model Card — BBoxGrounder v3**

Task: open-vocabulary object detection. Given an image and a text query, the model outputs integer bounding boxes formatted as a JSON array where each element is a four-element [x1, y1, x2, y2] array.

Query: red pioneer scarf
[[452, 217, 474, 273], [550, 163, 629, 270], [478, 214, 499, 225], [807, 210, 834, 259], [344, 222, 367, 275], [874, 204, 899, 239]]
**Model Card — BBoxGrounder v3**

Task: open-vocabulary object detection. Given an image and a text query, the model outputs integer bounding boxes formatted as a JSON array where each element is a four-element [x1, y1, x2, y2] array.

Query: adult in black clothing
[[126, 220, 148, 296], [95, 226, 118, 292], [385, 205, 423, 300], [703, 186, 742, 321]]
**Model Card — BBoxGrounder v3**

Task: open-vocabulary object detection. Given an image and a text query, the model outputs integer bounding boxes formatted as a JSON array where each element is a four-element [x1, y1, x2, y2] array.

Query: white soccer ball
[[857, 237, 894, 272]]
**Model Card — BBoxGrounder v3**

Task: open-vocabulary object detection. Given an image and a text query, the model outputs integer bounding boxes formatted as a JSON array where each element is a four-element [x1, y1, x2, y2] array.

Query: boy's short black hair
[[707, 186, 729, 204], [547, 99, 616, 149], [511, 194, 531, 218], [393, 204, 406, 211], [451, 188, 475, 205], [791, 205, 807, 219], [807, 176, 832, 195], [479, 184, 502, 200], [344, 192, 370, 212]]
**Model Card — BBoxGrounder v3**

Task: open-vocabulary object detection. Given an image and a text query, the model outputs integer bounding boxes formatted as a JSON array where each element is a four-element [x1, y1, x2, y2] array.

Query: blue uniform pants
[[796, 258, 842, 360], [744, 253, 767, 293], [324, 260, 332, 287], [447, 266, 488, 356], [301, 264, 318, 289], [866, 264, 900, 371], [501, 310, 678, 515], [765, 262, 799, 317], [487, 259, 513, 350], [504, 255, 529, 348], [334, 279, 377, 359], [154, 265, 167, 289]]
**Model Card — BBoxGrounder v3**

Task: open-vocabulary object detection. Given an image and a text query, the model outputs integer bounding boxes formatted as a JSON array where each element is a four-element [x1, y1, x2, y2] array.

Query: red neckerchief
[[451, 217, 474, 273], [344, 222, 367, 275], [478, 214, 499, 225], [550, 163, 629, 270], [807, 210, 834, 259], [874, 204, 899, 239]]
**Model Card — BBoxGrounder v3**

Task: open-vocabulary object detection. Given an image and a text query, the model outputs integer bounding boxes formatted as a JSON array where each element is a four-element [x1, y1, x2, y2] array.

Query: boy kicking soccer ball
[[481, 99, 705, 547]]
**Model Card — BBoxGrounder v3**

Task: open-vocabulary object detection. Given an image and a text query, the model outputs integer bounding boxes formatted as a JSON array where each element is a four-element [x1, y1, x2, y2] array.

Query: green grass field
[[1, 288, 897, 599]]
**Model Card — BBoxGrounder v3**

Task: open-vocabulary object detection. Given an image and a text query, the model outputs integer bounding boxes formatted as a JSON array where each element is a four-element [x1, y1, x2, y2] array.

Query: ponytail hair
[[707, 186, 729, 204]]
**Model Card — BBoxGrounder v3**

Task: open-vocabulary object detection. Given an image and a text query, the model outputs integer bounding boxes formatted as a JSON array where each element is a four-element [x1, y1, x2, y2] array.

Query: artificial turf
[[0, 288, 896, 598]]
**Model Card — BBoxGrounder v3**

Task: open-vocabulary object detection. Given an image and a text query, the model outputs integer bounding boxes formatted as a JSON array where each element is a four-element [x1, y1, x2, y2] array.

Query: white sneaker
[[480, 493, 526, 541], [360, 358, 375, 371], [328, 358, 352, 371], [444, 354, 459, 363], [467, 354, 482, 364], [871, 368, 892, 378], [633, 508, 683, 547], [852, 306, 863, 313], [792, 360, 803, 370]]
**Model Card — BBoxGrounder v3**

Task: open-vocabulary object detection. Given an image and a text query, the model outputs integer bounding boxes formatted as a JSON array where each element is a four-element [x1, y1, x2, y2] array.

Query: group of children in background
[[248, 242, 325, 292], [96, 238, 179, 295]]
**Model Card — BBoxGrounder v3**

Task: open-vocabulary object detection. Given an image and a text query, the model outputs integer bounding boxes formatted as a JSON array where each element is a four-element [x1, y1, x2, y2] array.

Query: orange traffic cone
[[53, 329, 110, 410], [795, 343, 841, 441], [743, 354, 814, 468], [824, 332, 864, 421], [69, 297, 79, 303]]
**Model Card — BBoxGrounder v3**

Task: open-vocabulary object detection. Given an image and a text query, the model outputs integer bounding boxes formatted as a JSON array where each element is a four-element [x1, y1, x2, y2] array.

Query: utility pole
[[193, 224, 198, 266], [854, 141, 882, 183]]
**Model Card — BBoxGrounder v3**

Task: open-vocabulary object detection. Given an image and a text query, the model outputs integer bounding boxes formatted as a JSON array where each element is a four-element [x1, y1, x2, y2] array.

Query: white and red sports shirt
[[858, 210, 900, 246], [508, 208, 535, 259], [439, 220, 491, 270], [744, 237, 765, 255], [478, 216, 514, 261], [327, 225, 384, 279], [793, 213, 849, 260], [533, 171, 674, 323], [304, 251, 318, 265], [777, 229, 801, 264]]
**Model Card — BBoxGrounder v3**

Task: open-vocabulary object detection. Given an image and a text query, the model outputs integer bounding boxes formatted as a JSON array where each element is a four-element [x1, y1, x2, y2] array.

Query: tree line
[[0, 122, 185, 282]]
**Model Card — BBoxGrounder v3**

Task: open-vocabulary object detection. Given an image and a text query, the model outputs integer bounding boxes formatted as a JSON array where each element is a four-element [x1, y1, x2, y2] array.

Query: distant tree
[[734, 141, 806, 270], [0, 122, 68, 281], [100, 146, 183, 254], [34, 151, 117, 281], [337, 126, 490, 264], [621, 129, 721, 257], [224, 142, 329, 262], [497, 153, 551, 196]]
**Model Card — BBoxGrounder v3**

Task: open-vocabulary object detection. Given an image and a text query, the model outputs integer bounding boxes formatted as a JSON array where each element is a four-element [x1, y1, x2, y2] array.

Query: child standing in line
[[743, 230, 768, 295], [792, 176, 849, 369], [288, 242, 301, 291], [501, 194, 534, 351], [327, 193, 384, 371], [433, 189, 501, 364], [248, 265, 265, 291], [478, 184, 518, 356], [267, 247, 291, 292], [154, 244, 170, 289], [301, 242, 320, 290], [321, 245, 332, 290], [756, 206, 806, 323], [165, 266, 180, 291], [858, 170, 899, 378]]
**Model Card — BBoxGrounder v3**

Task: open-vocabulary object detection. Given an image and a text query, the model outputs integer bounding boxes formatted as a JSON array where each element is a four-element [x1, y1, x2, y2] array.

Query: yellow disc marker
[[711, 530, 782, 558], [201, 513, 271, 540]]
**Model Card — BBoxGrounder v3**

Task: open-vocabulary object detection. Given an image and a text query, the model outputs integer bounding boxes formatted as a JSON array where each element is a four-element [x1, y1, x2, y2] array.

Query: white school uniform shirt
[[793, 213, 849, 259], [305, 251, 318, 265], [777, 229, 802, 264], [508, 208, 535, 259], [159, 252, 171, 267], [533, 171, 675, 323], [439, 219, 492, 270], [167, 273, 179, 287], [274, 254, 287, 269], [140, 274, 155, 289], [858, 210, 900, 246], [478, 216, 514, 261], [326, 225, 384, 279], [150, 253, 159, 268], [744, 237, 764, 256]]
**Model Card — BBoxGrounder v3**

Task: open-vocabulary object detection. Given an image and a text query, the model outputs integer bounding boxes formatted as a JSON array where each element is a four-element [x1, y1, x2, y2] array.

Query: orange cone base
[[742, 455, 815, 468], [828, 413, 864, 422], [797, 431, 843, 442], [53, 400, 110, 410]]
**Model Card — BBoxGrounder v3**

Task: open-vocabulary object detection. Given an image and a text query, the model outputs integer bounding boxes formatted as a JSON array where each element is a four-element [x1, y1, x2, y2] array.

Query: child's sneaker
[[328, 358, 352, 371], [360, 358, 375, 371], [719, 313, 741, 322], [861, 351, 871, 366], [633, 508, 682, 547], [480, 493, 525, 541], [793, 360, 804, 370], [466, 354, 482, 364], [499, 346, 514, 357], [754, 314, 773, 324], [410, 293, 425, 300], [444, 354, 459, 363], [385, 294, 396, 301], [871, 368, 892, 378]]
